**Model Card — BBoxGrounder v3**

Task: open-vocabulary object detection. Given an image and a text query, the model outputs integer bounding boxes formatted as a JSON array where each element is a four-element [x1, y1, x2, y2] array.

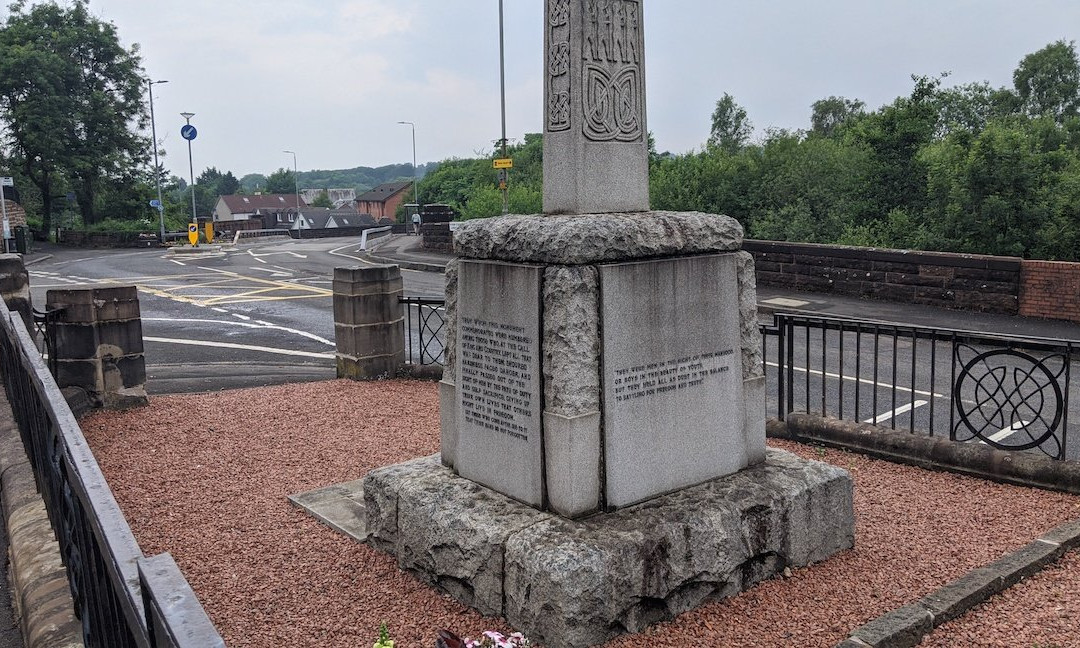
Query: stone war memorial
[[363, 1, 856, 645]]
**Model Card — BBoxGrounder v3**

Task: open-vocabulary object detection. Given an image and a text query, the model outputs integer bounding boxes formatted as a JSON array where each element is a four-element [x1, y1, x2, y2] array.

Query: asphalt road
[[23, 238, 1080, 460], [26, 238, 446, 393]]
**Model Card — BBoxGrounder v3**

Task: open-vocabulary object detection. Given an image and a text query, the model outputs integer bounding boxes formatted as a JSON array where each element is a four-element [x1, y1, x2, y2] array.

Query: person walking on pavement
[[412, 212, 421, 236]]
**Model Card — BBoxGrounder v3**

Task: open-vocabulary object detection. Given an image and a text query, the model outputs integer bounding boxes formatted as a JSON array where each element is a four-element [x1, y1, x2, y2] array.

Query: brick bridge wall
[[1018, 260, 1080, 323]]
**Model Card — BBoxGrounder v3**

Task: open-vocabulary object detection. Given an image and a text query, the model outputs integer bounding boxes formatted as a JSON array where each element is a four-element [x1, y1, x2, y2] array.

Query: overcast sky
[[56, 1, 1080, 178]]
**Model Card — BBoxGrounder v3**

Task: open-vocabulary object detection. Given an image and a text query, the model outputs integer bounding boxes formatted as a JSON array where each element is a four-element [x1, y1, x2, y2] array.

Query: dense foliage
[[0, 0, 149, 231], [419, 41, 1080, 261]]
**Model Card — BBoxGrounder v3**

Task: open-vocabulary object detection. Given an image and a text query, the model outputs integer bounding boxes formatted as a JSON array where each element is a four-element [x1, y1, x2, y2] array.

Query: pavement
[[366, 234, 1080, 341]]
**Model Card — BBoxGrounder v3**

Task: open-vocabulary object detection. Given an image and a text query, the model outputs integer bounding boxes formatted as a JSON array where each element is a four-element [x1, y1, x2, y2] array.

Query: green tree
[[810, 96, 865, 138], [310, 190, 332, 208], [708, 93, 753, 153], [0, 0, 148, 229], [933, 81, 1020, 137], [265, 167, 296, 194], [1013, 40, 1080, 122]]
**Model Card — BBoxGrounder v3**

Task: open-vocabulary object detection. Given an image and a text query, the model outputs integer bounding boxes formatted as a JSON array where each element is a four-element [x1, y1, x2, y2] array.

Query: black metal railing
[[762, 312, 1075, 460], [31, 306, 62, 378], [400, 297, 447, 366], [0, 307, 224, 648]]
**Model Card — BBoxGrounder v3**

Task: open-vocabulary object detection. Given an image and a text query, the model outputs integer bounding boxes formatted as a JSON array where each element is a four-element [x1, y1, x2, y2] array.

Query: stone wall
[[46, 286, 148, 409], [1, 199, 27, 228], [744, 240, 1022, 315], [421, 223, 452, 253], [57, 230, 159, 248]]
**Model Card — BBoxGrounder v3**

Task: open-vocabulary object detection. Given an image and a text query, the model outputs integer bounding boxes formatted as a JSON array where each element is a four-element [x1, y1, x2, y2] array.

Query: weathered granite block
[[364, 449, 854, 648], [395, 463, 555, 616], [453, 212, 742, 265]]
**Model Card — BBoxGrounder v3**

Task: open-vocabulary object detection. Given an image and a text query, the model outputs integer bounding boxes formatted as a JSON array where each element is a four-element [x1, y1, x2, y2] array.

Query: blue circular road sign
[[181, 124, 198, 141]]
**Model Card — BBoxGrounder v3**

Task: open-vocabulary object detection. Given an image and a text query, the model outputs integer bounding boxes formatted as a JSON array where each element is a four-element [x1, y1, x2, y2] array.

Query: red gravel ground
[[82, 379, 1080, 648], [921, 549, 1080, 647]]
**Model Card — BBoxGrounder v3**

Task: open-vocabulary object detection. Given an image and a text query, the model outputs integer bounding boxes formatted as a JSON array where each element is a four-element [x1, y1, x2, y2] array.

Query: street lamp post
[[498, 0, 509, 215], [180, 112, 197, 227], [283, 150, 300, 216], [147, 79, 168, 242], [397, 121, 419, 208]]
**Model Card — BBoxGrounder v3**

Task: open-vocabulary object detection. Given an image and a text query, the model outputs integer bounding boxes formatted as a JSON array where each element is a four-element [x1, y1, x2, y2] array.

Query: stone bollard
[[0, 253, 32, 331], [333, 265, 405, 380], [46, 286, 148, 410]]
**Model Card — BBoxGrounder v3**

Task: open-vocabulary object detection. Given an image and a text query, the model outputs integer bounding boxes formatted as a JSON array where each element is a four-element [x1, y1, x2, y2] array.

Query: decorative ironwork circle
[[952, 348, 1063, 452]]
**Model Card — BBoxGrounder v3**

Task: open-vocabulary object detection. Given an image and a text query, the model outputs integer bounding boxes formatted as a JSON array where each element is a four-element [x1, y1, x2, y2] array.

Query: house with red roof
[[212, 194, 308, 223]]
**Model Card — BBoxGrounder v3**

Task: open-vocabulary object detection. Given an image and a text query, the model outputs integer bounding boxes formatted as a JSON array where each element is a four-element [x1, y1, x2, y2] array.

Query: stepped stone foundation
[[366, 450, 854, 648]]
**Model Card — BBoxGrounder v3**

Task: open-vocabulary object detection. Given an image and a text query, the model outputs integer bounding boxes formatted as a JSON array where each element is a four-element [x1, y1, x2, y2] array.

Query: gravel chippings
[[82, 381, 1080, 647], [920, 548, 1080, 647]]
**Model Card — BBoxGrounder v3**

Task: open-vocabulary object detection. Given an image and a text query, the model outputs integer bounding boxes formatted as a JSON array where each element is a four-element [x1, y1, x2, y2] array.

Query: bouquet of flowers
[[436, 629, 531, 648]]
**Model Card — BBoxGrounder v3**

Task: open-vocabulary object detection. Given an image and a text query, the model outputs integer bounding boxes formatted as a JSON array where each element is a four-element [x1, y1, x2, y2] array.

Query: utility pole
[[148, 79, 168, 241], [499, 0, 509, 215]]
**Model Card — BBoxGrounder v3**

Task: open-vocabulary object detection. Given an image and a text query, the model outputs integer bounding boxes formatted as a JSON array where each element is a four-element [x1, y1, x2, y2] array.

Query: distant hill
[[240, 162, 436, 194]]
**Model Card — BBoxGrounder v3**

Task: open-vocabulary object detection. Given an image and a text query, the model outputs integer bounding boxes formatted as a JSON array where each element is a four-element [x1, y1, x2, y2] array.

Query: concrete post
[[333, 265, 405, 380], [45, 286, 148, 410], [0, 253, 32, 331]]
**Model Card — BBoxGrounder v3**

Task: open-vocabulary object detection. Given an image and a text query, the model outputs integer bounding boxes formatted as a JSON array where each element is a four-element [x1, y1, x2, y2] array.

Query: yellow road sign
[[187, 223, 198, 246], [493, 158, 513, 169]]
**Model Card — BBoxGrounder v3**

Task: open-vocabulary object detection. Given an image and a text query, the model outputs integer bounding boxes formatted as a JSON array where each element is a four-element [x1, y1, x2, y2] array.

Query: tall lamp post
[[147, 79, 168, 241], [396, 121, 419, 209], [283, 150, 300, 216], [498, 0, 509, 215], [180, 112, 197, 226]]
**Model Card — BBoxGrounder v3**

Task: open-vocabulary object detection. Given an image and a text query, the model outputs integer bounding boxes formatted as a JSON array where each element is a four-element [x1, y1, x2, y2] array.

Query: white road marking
[[143, 316, 334, 346], [764, 361, 946, 399], [211, 307, 228, 313], [327, 241, 426, 274], [981, 421, 1031, 444], [232, 314, 251, 321], [143, 336, 334, 359], [864, 400, 929, 424], [170, 259, 187, 266], [248, 266, 292, 277]]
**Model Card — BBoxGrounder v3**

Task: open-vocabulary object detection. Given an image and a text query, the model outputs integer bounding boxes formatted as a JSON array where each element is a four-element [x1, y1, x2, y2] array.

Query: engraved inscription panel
[[455, 261, 544, 507], [600, 255, 747, 508], [582, 0, 643, 142], [459, 318, 536, 441]]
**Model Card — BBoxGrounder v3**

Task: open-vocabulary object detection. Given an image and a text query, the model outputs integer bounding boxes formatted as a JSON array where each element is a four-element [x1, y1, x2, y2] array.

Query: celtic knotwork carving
[[549, 42, 569, 77], [550, 91, 570, 131], [952, 345, 1065, 458], [583, 63, 641, 141], [550, 0, 569, 26], [546, 0, 571, 132]]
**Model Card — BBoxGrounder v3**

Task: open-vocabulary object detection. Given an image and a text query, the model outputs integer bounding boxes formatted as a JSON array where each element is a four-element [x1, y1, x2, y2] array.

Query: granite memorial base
[[441, 212, 768, 518], [365, 449, 854, 648]]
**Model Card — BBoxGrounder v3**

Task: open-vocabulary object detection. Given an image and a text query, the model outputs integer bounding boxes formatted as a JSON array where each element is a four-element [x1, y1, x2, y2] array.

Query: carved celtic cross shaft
[[543, 0, 650, 215]]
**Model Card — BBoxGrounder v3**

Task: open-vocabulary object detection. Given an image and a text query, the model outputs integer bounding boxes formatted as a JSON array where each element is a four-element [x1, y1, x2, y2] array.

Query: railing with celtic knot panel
[[400, 297, 446, 366], [0, 306, 224, 647], [760, 312, 1075, 460]]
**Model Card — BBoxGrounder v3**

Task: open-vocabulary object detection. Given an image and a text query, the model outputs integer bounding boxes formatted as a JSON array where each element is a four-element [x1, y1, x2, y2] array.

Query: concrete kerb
[[22, 255, 53, 268], [362, 251, 447, 274], [835, 520, 1080, 647], [0, 396, 82, 648]]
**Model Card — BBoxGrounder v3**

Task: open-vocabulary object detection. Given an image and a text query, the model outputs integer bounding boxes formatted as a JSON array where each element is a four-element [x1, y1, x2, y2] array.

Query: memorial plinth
[[440, 212, 765, 517]]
